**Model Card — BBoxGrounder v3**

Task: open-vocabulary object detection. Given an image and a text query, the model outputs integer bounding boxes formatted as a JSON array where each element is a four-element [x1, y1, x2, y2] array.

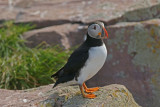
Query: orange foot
[[85, 87, 99, 93], [83, 83, 99, 93], [79, 85, 96, 99], [83, 93, 96, 99]]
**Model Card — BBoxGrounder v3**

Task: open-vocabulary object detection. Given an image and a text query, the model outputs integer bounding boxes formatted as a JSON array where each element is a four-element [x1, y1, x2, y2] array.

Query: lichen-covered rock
[[88, 19, 160, 107], [0, 84, 140, 106], [39, 84, 140, 107]]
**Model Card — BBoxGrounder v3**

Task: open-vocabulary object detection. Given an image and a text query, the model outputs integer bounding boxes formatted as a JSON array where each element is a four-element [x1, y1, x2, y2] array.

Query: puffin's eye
[[93, 25, 96, 30]]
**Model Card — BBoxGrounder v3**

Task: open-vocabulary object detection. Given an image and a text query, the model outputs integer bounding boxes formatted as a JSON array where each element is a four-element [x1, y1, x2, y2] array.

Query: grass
[[0, 22, 71, 90]]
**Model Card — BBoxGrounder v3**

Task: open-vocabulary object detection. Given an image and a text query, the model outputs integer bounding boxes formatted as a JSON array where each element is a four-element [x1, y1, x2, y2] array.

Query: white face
[[87, 22, 106, 39]]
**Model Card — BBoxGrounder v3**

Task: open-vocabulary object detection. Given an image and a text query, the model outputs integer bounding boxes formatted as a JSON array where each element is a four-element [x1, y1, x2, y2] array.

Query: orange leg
[[79, 85, 96, 99], [83, 83, 99, 93]]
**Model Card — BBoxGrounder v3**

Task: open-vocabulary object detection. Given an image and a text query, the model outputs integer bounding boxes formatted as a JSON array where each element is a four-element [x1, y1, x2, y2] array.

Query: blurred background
[[0, 0, 160, 106]]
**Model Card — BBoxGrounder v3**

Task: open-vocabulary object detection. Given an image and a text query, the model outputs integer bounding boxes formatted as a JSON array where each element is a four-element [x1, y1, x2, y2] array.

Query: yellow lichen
[[150, 28, 155, 36], [46, 103, 52, 107], [151, 75, 157, 85], [152, 49, 156, 53], [75, 91, 81, 95], [149, 70, 153, 72], [115, 90, 121, 94], [154, 24, 159, 27], [155, 45, 160, 49], [102, 103, 104, 107], [154, 35, 158, 40], [65, 95, 69, 101], [112, 92, 118, 97], [146, 43, 152, 48], [121, 89, 130, 103], [121, 89, 128, 96]]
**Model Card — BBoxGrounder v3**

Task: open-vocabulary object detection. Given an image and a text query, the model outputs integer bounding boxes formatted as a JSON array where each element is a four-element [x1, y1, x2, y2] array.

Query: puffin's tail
[[51, 67, 64, 88], [51, 74, 60, 88], [52, 82, 58, 88], [52, 75, 74, 88], [51, 67, 64, 78], [51, 73, 57, 78], [52, 78, 62, 88]]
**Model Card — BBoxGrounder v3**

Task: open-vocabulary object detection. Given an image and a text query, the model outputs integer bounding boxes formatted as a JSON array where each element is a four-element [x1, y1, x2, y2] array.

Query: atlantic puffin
[[51, 21, 108, 99]]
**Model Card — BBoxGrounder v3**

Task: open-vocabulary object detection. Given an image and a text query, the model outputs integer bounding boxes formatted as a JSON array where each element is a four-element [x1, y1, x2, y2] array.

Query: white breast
[[77, 43, 107, 85]]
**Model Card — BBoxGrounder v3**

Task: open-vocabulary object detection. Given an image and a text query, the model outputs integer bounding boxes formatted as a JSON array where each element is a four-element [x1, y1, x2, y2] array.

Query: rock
[[0, 85, 53, 107], [0, 84, 140, 107], [14, 0, 35, 8], [87, 19, 160, 107], [39, 84, 140, 107], [119, 3, 160, 22], [23, 24, 87, 49], [0, 0, 159, 24], [21, 3, 160, 49]]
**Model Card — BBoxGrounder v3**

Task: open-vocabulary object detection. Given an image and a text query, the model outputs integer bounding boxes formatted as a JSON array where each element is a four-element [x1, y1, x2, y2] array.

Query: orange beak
[[103, 27, 109, 39]]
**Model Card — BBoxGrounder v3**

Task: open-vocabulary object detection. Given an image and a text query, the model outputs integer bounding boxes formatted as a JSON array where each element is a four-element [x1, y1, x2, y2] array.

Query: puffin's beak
[[102, 27, 109, 39]]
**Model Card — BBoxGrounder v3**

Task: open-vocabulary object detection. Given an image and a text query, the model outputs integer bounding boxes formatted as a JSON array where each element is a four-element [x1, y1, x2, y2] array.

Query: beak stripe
[[98, 32, 101, 36], [103, 27, 109, 38]]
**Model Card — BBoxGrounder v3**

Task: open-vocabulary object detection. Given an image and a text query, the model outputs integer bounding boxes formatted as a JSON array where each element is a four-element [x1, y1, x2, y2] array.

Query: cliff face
[[0, 84, 140, 107]]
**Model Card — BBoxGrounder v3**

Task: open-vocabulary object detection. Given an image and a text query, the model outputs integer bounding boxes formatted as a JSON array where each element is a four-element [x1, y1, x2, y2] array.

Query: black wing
[[51, 43, 89, 88]]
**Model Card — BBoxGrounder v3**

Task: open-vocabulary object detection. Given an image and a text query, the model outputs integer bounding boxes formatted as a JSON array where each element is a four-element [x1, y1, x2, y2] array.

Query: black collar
[[85, 33, 103, 47]]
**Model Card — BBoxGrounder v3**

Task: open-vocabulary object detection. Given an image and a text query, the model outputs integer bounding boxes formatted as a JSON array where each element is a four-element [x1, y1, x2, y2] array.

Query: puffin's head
[[87, 21, 108, 39]]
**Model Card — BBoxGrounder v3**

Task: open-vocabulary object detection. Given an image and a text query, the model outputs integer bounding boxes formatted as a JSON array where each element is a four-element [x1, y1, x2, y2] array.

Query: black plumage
[[51, 33, 103, 88]]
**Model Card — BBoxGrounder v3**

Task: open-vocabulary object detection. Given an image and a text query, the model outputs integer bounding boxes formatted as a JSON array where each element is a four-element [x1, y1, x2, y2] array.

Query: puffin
[[51, 21, 108, 99]]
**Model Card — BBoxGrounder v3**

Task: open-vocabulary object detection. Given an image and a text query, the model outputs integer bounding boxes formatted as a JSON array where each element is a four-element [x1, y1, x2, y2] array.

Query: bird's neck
[[85, 33, 103, 47]]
